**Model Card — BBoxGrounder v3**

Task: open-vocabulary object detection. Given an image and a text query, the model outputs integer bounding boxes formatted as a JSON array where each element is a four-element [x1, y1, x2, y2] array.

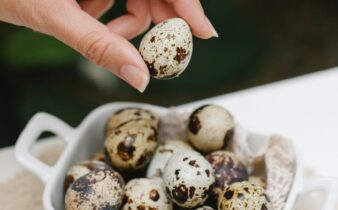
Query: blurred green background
[[1, 0, 338, 147]]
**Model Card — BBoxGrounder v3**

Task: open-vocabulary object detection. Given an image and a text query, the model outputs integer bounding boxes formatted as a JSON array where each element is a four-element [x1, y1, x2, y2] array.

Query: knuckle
[[78, 31, 110, 66]]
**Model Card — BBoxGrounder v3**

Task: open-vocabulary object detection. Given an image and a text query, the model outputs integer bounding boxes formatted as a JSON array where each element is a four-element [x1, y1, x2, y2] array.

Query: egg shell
[[105, 107, 158, 136], [219, 181, 272, 210], [187, 104, 234, 153], [64, 160, 111, 190], [123, 178, 173, 210], [105, 119, 158, 170], [249, 176, 267, 189], [139, 18, 193, 79], [65, 169, 125, 210], [195, 205, 215, 210], [205, 151, 248, 195], [146, 140, 193, 178], [163, 150, 215, 208]]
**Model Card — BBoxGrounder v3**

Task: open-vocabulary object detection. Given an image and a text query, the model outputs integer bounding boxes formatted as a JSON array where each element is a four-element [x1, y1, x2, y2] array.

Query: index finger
[[166, 0, 218, 39]]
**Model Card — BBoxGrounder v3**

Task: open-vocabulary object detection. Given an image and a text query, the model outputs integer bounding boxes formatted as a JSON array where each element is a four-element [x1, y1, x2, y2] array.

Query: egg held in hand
[[139, 18, 193, 79]]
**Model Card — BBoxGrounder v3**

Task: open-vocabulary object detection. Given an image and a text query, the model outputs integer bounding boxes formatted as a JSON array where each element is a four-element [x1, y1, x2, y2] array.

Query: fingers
[[106, 0, 151, 40], [149, 0, 176, 24], [44, 2, 149, 92], [165, 0, 218, 39], [79, 0, 115, 19]]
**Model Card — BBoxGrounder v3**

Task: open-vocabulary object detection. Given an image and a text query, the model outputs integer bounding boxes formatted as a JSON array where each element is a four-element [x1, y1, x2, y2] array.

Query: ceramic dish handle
[[14, 112, 73, 183], [298, 177, 338, 210]]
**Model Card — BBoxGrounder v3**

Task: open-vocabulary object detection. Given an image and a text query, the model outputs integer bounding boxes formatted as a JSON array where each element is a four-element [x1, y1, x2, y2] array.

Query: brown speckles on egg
[[123, 178, 172, 210], [64, 175, 75, 190], [145, 59, 158, 77], [188, 160, 200, 168], [187, 104, 235, 153], [173, 47, 189, 63], [139, 18, 193, 80], [224, 190, 234, 200], [117, 135, 136, 161], [163, 150, 215, 208], [218, 181, 272, 210], [105, 119, 158, 170], [105, 107, 158, 137], [64, 160, 112, 191], [65, 169, 124, 210], [188, 186, 196, 199], [172, 184, 189, 204], [206, 151, 248, 196], [175, 169, 180, 180], [205, 169, 210, 177], [149, 189, 160, 201], [261, 203, 268, 210], [188, 105, 209, 135]]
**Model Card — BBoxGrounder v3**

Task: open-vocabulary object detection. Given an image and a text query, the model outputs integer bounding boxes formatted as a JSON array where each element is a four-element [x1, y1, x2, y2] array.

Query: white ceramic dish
[[14, 102, 338, 210]]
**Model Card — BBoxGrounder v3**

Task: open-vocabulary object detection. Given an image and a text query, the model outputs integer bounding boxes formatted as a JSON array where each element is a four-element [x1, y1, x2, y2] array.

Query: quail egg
[[219, 181, 272, 210], [249, 176, 267, 189], [139, 18, 193, 79], [65, 169, 125, 210], [123, 178, 173, 210], [105, 119, 158, 170], [187, 104, 234, 153], [105, 107, 158, 136], [195, 205, 214, 210], [163, 150, 215, 208], [205, 151, 248, 195], [64, 160, 111, 190], [146, 140, 193, 178]]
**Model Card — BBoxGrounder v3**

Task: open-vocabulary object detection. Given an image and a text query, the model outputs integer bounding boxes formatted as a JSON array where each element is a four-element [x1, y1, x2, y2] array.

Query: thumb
[[43, 2, 149, 92]]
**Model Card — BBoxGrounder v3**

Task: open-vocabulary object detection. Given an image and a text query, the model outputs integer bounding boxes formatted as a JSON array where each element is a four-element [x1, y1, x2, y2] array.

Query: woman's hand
[[0, 0, 217, 92]]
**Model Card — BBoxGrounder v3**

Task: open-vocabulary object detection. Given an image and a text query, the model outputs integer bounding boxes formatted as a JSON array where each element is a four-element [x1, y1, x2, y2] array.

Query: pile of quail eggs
[[64, 104, 272, 210]]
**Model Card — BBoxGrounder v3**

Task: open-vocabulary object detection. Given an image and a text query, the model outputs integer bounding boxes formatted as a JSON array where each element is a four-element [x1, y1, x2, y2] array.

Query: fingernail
[[120, 64, 149, 93], [205, 17, 219, 38]]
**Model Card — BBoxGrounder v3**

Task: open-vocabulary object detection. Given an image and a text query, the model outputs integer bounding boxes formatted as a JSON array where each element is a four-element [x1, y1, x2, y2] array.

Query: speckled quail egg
[[195, 205, 215, 210], [187, 104, 234, 153], [123, 178, 173, 210], [64, 160, 111, 190], [219, 181, 272, 210], [163, 150, 215, 208], [139, 18, 193, 79], [249, 176, 267, 189], [205, 151, 248, 195], [146, 140, 193, 178], [105, 107, 158, 136], [65, 169, 125, 210], [105, 119, 158, 170]]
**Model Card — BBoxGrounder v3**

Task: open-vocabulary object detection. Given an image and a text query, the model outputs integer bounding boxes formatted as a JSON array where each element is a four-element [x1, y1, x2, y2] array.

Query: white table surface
[[182, 67, 338, 178]]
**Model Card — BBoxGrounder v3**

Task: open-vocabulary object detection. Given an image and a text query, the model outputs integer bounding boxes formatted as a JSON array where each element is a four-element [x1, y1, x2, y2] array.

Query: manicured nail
[[205, 17, 219, 38], [120, 64, 149, 93]]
